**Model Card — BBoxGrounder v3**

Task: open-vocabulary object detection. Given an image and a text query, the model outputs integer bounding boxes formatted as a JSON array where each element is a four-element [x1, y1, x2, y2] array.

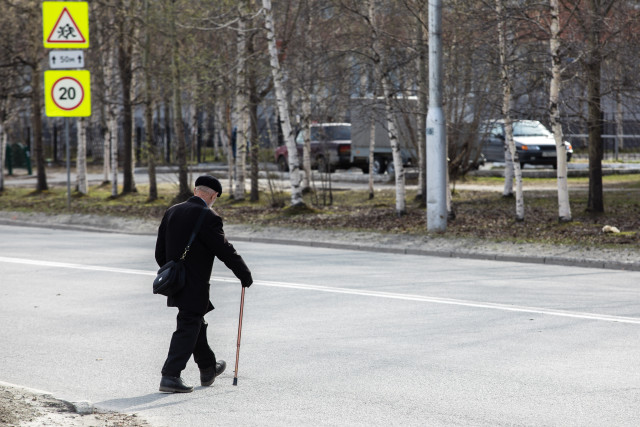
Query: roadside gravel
[[0, 382, 151, 427]]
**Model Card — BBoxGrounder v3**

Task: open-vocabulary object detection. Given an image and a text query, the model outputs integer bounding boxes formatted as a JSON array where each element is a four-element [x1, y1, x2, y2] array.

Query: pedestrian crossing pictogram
[[42, 2, 89, 49], [46, 7, 85, 44]]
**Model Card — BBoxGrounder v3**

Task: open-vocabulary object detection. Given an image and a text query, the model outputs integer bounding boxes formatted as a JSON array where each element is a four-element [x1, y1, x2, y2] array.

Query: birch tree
[[234, 3, 248, 200], [11, 0, 49, 192], [567, 0, 618, 213], [300, 89, 312, 192], [102, 40, 120, 197], [168, 0, 190, 200], [0, 124, 5, 191], [367, 0, 406, 215], [143, 0, 157, 201], [262, 0, 304, 206], [117, 0, 136, 194], [497, 0, 524, 221], [549, 0, 571, 221], [76, 117, 88, 194]]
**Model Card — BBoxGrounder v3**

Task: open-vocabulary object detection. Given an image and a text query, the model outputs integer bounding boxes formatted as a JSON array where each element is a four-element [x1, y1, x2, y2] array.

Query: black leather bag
[[153, 207, 208, 297], [153, 259, 186, 296]]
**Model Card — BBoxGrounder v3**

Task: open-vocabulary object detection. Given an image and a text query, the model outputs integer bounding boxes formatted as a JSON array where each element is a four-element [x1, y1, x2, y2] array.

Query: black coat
[[155, 196, 252, 315]]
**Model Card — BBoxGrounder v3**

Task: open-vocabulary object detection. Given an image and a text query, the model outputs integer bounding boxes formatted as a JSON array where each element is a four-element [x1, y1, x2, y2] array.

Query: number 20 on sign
[[44, 70, 91, 117]]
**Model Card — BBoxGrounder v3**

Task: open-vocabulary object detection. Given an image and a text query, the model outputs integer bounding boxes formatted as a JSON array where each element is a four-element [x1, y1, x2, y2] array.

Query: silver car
[[480, 120, 573, 168]]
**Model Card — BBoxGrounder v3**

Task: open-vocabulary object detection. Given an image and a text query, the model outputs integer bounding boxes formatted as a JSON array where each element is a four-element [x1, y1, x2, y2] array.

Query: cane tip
[[233, 377, 238, 386]]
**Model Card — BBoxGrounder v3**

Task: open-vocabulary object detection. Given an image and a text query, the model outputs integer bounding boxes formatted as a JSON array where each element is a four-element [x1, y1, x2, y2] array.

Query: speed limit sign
[[44, 70, 91, 117]]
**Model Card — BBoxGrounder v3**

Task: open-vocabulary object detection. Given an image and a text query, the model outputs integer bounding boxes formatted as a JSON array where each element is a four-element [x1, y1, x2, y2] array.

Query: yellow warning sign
[[44, 70, 91, 117], [42, 2, 89, 49]]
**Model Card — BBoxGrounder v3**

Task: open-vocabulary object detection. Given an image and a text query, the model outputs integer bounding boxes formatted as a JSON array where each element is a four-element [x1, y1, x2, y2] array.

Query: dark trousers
[[162, 310, 216, 377]]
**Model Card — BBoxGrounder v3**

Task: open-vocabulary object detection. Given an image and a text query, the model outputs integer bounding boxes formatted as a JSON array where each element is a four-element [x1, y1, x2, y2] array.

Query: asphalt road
[[1, 224, 639, 426]]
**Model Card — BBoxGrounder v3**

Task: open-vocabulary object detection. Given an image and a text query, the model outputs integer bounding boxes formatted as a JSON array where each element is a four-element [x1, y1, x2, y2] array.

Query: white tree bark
[[262, 0, 304, 206], [615, 63, 624, 157], [234, 11, 247, 200], [368, 0, 405, 215], [109, 115, 118, 197], [497, 0, 524, 221], [300, 89, 312, 191], [550, 0, 571, 222], [0, 124, 6, 191], [189, 101, 198, 162], [380, 77, 407, 215], [102, 116, 111, 183], [76, 117, 88, 194], [503, 145, 514, 196], [104, 45, 119, 197], [367, 98, 376, 198]]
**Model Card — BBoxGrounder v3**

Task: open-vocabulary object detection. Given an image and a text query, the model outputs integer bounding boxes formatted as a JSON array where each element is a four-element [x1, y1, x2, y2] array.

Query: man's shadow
[[96, 387, 232, 412]]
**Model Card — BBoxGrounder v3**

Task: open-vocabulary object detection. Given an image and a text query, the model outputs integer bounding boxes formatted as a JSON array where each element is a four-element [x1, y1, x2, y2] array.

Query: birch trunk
[[130, 51, 138, 191], [550, 0, 571, 222], [497, 0, 523, 221], [301, 89, 312, 191], [102, 116, 110, 183], [503, 146, 514, 196], [169, 0, 189, 198], [76, 117, 88, 194], [262, 0, 304, 206], [190, 102, 198, 163], [380, 78, 407, 215], [367, 97, 376, 199], [31, 60, 47, 191], [368, 0, 405, 215], [109, 115, 118, 197], [163, 102, 171, 163], [104, 45, 118, 195], [226, 103, 235, 196], [615, 66, 623, 157], [102, 65, 113, 185], [143, 0, 157, 201], [234, 11, 247, 200], [118, 0, 135, 194], [0, 124, 6, 191]]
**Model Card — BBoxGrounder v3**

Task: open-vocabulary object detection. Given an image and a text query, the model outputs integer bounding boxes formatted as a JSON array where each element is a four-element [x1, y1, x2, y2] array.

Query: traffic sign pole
[[65, 118, 71, 209]]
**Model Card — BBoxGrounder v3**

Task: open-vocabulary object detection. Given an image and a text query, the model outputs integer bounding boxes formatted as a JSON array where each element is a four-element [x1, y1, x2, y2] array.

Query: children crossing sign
[[42, 2, 89, 49], [44, 70, 91, 117]]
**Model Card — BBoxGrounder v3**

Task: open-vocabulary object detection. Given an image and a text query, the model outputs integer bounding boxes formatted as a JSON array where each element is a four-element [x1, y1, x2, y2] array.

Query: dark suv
[[275, 123, 351, 172], [480, 120, 573, 168]]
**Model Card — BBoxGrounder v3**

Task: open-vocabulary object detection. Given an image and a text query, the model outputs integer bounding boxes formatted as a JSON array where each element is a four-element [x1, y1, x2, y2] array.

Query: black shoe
[[200, 360, 226, 386], [159, 376, 194, 393]]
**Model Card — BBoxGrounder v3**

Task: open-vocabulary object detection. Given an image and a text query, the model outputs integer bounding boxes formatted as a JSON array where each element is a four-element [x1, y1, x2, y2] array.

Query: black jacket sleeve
[[202, 214, 253, 287]]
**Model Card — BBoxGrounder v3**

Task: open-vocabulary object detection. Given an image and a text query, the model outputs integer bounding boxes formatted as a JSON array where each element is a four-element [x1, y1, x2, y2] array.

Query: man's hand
[[241, 277, 253, 288]]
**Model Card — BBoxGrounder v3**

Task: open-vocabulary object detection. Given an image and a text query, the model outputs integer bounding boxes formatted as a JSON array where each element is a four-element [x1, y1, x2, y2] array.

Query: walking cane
[[233, 287, 246, 386]]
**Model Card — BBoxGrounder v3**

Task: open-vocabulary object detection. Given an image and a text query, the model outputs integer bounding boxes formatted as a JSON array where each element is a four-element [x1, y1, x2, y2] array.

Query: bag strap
[[180, 207, 209, 260]]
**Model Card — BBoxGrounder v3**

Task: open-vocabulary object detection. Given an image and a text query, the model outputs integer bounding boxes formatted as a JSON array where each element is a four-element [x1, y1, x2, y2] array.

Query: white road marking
[[2, 256, 639, 324]]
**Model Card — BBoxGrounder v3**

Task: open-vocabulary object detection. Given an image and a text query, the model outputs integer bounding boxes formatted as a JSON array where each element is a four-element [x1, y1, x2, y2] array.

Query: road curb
[[0, 380, 94, 415], [229, 235, 640, 272], [1, 218, 638, 272]]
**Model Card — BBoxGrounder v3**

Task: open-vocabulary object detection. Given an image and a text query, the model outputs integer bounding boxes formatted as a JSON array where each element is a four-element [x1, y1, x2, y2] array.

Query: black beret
[[195, 175, 222, 196]]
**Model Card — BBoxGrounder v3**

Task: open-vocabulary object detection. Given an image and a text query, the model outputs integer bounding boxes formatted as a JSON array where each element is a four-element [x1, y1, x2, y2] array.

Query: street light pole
[[426, 0, 447, 232]]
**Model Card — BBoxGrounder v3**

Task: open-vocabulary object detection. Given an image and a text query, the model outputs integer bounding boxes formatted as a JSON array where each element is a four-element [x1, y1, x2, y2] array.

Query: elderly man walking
[[155, 175, 253, 393]]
